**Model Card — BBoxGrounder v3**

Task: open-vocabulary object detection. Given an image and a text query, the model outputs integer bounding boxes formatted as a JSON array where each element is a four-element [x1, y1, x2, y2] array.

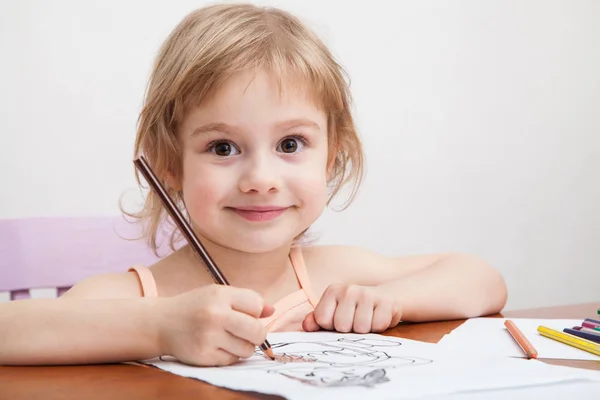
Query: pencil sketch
[[222, 337, 433, 388]]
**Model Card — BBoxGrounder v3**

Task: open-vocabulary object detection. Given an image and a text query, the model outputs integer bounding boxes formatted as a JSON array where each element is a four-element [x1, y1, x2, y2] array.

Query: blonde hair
[[126, 3, 364, 255]]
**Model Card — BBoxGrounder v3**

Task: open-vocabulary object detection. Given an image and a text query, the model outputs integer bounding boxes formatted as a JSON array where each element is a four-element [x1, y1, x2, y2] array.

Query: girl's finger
[[260, 304, 275, 318], [229, 287, 270, 318], [219, 331, 257, 359], [223, 311, 268, 346], [371, 302, 393, 332], [390, 304, 402, 328], [302, 311, 321, 332], [313, 291, 338, 331], [353, 298, 374, 333], [333, 296, 357, 333], [212, 348, 243, 366]]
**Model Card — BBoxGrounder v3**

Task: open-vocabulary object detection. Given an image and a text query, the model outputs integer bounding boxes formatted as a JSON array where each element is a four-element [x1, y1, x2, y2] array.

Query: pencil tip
[[264, 347, 275, 360]]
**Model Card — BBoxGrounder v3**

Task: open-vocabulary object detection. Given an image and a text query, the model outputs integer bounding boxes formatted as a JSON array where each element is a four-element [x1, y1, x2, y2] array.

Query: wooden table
[[2, 302, 599, 399]]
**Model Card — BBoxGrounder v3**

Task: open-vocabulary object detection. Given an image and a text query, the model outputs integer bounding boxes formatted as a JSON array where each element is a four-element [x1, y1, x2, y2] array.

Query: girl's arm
[[0, 273, 272, 367], [0, 273, 163, 365], [376, 253, 508, 321], [0, 297, 163, 365], [306, 247, 508, 322]]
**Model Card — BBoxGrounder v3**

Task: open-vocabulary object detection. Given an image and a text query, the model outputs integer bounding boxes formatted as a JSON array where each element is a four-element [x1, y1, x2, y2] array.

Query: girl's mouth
[[229, 206, 289, 222]]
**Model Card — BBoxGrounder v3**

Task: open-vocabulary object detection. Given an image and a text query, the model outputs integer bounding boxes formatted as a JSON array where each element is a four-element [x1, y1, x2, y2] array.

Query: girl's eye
[[277, 136, 307, 154], [208, 141, 240, 157]]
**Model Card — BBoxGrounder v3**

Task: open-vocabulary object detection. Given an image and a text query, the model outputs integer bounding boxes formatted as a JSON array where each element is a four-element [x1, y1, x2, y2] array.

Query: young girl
[[0, 3, 507, 367]]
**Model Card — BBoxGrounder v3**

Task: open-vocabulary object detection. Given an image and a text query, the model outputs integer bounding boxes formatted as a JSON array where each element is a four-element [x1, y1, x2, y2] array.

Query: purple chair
[[0, 216, 168, 300]]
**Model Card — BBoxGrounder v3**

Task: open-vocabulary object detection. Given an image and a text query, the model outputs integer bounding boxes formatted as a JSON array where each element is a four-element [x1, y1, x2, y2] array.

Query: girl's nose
[[238, 156, 282, 194]]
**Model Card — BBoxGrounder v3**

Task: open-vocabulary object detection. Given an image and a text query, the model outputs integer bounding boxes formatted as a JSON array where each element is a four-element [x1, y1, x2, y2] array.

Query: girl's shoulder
[[60, 270, 145, 299], [146, 246, 213, 297], [61, 246, 204, 300]]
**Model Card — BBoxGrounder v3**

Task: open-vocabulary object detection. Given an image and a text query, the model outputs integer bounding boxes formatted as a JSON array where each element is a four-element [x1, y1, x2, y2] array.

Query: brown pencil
[[134, 155, 275, 360]]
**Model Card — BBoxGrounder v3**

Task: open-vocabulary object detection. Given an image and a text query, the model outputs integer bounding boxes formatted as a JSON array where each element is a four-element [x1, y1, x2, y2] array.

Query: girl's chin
[[192, 223, 306, 253], [215, 232, 299, 253], [226, 240, 292, 254]]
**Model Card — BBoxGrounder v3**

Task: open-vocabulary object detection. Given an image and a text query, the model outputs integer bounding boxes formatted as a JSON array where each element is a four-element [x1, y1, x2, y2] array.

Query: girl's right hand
[[157, 284, 274, 367]]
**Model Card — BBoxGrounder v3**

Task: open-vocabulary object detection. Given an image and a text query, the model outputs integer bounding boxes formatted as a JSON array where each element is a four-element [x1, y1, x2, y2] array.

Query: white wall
[[1, 0, 599, 310]]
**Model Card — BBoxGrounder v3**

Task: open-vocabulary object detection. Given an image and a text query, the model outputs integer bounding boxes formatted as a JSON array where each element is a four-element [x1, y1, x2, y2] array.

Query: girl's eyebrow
[[276, 118, 321, 131], [190, 118, 321, 138], [190, 123, 234, 138]]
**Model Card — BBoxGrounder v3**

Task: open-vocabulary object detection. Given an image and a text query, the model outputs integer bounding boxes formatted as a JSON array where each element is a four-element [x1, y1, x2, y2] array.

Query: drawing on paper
[[223, 337, 433, 388]]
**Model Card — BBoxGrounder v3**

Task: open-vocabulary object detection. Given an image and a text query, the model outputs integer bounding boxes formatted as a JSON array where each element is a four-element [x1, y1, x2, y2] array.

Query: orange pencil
[[504, 320, 538, 359]]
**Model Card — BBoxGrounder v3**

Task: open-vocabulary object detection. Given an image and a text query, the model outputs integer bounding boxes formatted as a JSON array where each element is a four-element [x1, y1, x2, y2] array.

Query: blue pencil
[[564, 328, 600, 344]]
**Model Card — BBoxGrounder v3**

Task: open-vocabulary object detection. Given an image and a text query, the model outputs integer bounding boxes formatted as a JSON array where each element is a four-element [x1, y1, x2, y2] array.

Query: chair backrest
[[0, 216, 170, 300]]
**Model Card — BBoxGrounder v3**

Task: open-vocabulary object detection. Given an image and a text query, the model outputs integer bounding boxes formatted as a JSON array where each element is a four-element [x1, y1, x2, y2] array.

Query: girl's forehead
[[210, 69, 323, 109], [179, 69, 327, 134]]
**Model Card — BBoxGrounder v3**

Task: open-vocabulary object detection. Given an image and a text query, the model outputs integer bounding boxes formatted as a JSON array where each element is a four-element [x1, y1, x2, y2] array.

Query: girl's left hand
[[302, 284, 402, 333]]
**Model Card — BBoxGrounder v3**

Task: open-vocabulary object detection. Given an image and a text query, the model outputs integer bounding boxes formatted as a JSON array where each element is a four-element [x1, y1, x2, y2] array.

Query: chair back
[[0, 216, 168, 300]]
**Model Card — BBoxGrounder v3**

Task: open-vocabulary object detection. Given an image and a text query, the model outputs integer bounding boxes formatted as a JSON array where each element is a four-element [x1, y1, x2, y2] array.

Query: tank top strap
[[289, 247, 319, 308], [128, 265, 158, 298]]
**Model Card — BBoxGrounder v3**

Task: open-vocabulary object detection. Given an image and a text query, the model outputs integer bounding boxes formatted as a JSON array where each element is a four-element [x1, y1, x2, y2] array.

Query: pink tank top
[[128, 247, 318, 332]]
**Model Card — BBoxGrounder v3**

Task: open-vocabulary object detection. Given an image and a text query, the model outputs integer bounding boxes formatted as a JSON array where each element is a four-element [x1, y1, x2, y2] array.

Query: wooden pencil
[[504, 320, 538, 359], [564, 328, 600, 344], [537, 325, 600, 357], [134, 155, 274, 359]]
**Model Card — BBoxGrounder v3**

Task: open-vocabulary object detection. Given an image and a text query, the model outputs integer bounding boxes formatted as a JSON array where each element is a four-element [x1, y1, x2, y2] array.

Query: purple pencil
[[564, 328, 600, 344]]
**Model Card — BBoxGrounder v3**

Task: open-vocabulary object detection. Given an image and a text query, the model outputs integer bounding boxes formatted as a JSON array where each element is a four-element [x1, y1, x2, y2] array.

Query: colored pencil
[[582, 321, 600, 329], [134, 155, 275, 360], [563, 328, 600, 344], [537, 325, 600, 357], [504, 320, 538, 359], [573, 326, 600, 336], [584, 318, 600, 326]]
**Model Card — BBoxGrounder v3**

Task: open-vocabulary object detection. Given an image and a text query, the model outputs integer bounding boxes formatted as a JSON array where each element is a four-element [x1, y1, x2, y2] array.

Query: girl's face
[[177, 69, 329, 253]]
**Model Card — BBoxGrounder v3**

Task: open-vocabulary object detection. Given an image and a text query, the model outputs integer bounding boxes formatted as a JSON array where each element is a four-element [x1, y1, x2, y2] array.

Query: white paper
[[143, 332, 600, 399], [430, 381, 600, 399], [437, 318, 600, 360]]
